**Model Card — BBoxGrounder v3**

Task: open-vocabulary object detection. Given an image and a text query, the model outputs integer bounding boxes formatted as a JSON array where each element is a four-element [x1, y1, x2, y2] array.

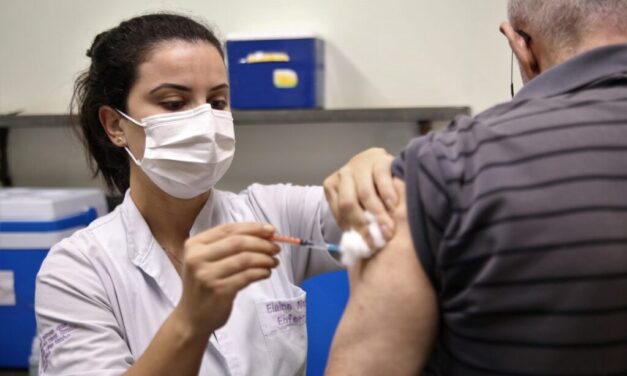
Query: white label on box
[[0, 270, 16, 306]]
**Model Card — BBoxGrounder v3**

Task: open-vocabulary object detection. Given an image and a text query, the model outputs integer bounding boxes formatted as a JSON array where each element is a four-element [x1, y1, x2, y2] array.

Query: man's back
[[398, 44, 627, 375], [324, 2, 627, 374]]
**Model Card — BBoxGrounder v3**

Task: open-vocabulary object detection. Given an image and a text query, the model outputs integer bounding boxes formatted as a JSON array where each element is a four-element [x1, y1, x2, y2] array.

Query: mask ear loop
[[115, 109, 144, 165], [115, 109, 144, 126]]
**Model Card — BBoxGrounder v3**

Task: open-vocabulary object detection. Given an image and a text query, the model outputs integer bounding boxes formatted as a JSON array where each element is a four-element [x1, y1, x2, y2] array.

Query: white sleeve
[[36, 234, 133, 376], [244, 184, 343, 285]]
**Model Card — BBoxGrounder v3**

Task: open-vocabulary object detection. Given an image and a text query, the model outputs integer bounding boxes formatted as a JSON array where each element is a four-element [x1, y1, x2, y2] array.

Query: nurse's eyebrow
[[210, 83, 229, 92], [149, 83, 229, 94], [149, 83, 192, 94]]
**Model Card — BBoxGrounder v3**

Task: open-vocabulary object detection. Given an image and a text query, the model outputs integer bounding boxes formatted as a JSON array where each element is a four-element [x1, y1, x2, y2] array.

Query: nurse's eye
[[160, 100, 186, 111], [209, 99, 228, 110]]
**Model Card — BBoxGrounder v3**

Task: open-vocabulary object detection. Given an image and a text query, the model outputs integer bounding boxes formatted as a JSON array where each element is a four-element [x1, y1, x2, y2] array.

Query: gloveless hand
[[174, 222, 280, 335], [324, 147, 398, 244]]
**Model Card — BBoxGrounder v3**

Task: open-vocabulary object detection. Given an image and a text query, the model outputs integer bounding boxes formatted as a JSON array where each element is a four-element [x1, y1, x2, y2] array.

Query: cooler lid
[[0, 188, 107, 221]]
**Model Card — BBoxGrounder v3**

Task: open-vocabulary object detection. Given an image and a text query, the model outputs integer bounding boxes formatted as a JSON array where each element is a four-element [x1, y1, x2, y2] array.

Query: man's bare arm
[[326, 179, 438, 375]]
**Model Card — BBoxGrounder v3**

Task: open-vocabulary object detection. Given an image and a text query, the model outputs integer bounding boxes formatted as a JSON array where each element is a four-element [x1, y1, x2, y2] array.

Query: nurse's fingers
[[337, 167, 367, 230], [354, 160, 395, 240], [207, 252, 279, 280], [185, 235, 280, 264], [373, 157, 397, 239], [323, 171, 341, 222], [217, 268, 275, 296], [391, 178, 408, 221], [186, 222, 276, 247], [373, 156, 397, 212]]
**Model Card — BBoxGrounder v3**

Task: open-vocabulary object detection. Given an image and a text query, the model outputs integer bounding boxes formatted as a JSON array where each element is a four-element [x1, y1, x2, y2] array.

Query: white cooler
[[0, 188, 107, 368]]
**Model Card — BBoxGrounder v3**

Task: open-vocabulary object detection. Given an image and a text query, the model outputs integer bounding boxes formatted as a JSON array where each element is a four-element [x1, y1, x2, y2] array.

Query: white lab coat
[[35, 184, 342, 376]]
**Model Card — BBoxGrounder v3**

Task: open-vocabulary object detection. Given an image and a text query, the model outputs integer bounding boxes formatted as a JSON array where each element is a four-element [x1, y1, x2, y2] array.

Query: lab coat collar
[[189, 190, 218, 237], [121, 190, 218, 307], [121, 190, 181, 306]]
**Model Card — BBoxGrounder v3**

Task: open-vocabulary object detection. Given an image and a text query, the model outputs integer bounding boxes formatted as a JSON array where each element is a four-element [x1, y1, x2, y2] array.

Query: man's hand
[[325, 179, 438, 375], [323, 147, 397, 244]]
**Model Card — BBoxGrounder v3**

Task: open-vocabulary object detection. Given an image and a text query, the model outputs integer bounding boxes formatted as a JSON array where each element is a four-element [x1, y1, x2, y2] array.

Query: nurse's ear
[[99, 105, 127, 147]]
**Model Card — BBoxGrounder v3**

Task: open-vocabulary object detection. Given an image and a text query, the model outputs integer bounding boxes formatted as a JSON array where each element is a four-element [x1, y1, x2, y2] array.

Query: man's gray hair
[[508, 0, 627, 52]]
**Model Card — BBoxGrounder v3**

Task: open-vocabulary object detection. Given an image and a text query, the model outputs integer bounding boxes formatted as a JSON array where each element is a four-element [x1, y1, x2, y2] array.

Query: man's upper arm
[[326, 179, 438, 375]]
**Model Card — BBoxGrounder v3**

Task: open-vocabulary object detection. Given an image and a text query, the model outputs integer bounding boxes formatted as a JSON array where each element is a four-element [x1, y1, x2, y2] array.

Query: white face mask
[[117, 104, 235, 199]]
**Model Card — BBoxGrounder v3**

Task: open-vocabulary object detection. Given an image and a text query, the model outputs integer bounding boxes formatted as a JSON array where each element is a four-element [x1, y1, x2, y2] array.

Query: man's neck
[[552, 34, 627, 68], [575, 34, 627, 56]]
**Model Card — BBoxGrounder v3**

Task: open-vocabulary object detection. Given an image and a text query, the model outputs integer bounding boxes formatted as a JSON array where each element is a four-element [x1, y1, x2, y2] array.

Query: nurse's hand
[[324, 147, 397, 244], [175, 222, 280, 335]]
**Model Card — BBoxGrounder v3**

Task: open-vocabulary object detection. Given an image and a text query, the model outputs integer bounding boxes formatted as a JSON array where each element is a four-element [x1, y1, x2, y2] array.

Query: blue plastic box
[[226, 34, 324, 109], [301, 270, 348, 376], [0, 188, 107, 368]]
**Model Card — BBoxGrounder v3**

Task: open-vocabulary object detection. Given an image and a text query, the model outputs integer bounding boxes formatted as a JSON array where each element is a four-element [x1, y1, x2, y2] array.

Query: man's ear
[[500, 22, 540, 83], [98, 105, 126, 147]]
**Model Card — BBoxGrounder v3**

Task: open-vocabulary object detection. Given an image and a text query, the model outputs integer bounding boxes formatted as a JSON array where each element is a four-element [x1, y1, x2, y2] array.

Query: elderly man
[[324, 1, 627, 374]]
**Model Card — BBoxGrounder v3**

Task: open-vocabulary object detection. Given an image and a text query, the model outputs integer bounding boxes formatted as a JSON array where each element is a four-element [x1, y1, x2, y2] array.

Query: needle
[[271, 235, 340, 253]]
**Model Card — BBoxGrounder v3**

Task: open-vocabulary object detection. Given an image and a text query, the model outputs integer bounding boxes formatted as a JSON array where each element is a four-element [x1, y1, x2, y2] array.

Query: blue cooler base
[[301, 270, 349, 376], [0, 249, 48, 368]]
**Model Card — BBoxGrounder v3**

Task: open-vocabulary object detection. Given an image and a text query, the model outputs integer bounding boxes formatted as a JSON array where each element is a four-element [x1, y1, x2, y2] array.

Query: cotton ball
[[338, 212, 388, 267], [339, 229, 372, 267]]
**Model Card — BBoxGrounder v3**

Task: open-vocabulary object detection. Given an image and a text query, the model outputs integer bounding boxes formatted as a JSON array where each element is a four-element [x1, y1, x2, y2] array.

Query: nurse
[[35, 13, 349, 375]]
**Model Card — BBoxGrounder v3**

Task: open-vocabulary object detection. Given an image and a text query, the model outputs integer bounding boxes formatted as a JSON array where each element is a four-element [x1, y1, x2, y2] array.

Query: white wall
[[0, 0, 520, 193]]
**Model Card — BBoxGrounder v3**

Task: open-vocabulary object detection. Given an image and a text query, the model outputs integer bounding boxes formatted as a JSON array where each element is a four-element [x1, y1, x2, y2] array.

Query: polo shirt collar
[[515, 43, 627, 101]]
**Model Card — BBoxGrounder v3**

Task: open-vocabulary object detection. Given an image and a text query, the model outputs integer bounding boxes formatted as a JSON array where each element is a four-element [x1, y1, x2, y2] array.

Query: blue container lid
[[226, 32, 320, 41]]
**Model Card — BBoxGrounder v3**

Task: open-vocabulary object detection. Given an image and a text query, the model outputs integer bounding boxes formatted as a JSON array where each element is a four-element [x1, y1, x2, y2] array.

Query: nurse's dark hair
[[71, 13, 224, 194]]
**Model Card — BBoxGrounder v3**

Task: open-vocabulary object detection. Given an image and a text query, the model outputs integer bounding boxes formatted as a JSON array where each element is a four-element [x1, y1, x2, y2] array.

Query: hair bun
[[87, 31, 108, 59]]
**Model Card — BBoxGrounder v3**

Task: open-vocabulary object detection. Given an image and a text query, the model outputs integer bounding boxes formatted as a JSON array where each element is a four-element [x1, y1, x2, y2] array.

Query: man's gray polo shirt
[[393, 43, 627, 375]]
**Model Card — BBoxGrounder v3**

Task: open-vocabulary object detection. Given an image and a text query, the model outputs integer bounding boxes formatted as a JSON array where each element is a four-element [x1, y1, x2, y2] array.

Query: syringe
[[271, 235, 340, 253]]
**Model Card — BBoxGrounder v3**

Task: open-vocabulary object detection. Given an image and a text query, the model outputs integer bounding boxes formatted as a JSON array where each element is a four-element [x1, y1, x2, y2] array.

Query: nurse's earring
[[115, 136, 125, 146]]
